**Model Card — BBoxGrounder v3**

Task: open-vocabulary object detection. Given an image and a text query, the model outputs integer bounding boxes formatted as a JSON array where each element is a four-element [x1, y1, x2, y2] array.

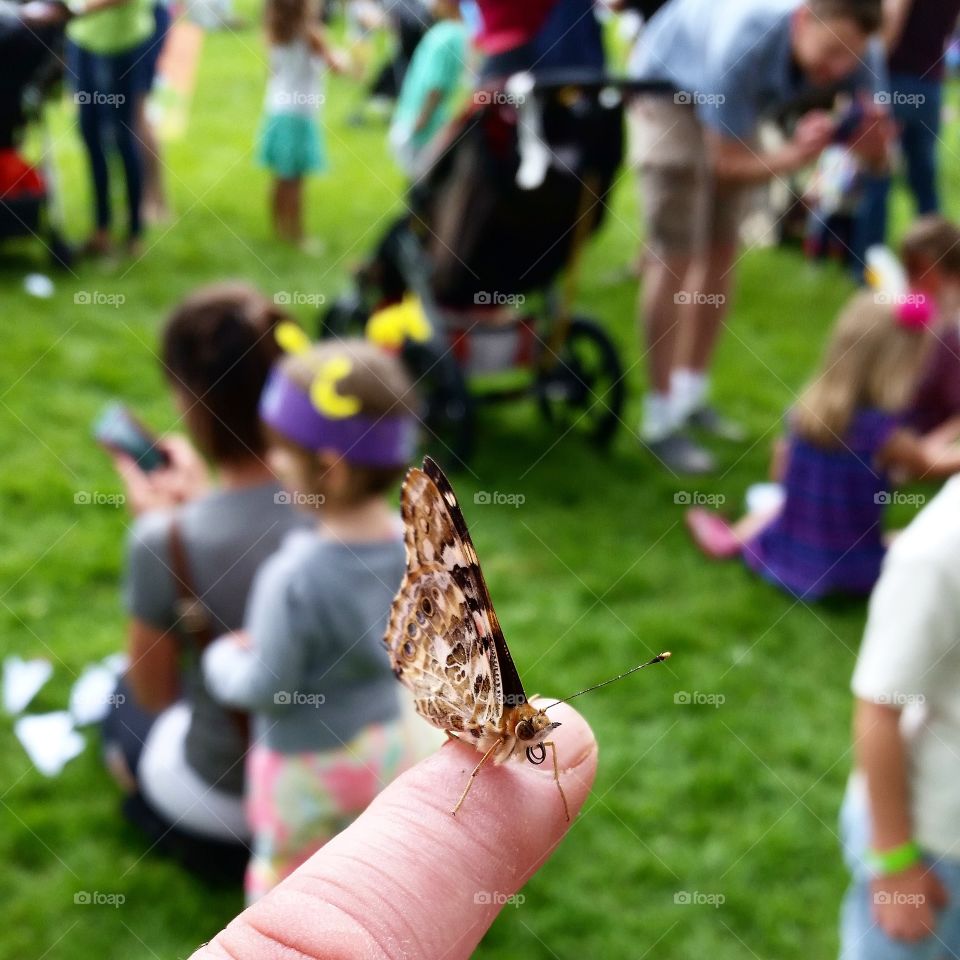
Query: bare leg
[[270, 178, 285, 239], [730, 505, 781, 544], [137, 100, 169, 223], [675, 242, 737, 375], [274, 177, 304, 244], [452, 737, 504, 816], [639, 251, 694, 394]]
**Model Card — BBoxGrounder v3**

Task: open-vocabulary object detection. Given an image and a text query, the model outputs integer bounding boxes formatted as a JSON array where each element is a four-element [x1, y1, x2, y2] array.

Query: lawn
[[1, 14, 956, 960]]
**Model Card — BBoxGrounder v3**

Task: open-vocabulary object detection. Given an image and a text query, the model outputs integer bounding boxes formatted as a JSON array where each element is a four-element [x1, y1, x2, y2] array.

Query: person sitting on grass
[[838, 471, 960, 959], [388, 0, 469, 177], [104, 283, 307, 882], [202, 336, 440, 903], [685, 289, 960, 601]]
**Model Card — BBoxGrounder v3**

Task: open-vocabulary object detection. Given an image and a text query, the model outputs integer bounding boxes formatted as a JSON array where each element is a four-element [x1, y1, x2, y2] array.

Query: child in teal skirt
[[258, 0, 347, 244]]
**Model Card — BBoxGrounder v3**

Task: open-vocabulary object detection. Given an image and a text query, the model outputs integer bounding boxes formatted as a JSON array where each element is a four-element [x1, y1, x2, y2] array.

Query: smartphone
[[93, 402, 169, 472], [832, 99, 865, 144]]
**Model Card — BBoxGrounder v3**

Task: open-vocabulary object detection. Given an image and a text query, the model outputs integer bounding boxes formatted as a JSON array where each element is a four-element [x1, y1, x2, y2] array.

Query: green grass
[[2, 19, 957, 960]]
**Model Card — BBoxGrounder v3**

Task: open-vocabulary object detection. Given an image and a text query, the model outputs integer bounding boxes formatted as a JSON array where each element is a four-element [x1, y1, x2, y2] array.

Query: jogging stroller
[[320, 71, 669, 466], [0, 2, 72, 268]]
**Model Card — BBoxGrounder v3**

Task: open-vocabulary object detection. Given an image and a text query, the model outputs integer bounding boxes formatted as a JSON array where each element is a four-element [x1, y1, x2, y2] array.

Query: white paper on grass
[[14, 712, 85, 777], [70, 663, 121, 726], [3, 656, 53, 715]]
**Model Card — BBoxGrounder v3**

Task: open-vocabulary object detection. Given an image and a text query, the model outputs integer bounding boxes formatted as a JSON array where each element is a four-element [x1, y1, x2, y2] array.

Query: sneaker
[[685, 508, 741, 559], [642, 431, 716, 475], [686, 405, 747, 442]]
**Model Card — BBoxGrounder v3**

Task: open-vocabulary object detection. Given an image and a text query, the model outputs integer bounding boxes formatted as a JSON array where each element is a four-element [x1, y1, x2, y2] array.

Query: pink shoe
[[685, 508, 742, 559]]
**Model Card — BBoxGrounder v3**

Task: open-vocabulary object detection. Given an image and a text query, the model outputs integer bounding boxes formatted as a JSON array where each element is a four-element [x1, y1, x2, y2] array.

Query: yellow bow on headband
[[365, 295, 431, 350], [274, 321, 362, 419]]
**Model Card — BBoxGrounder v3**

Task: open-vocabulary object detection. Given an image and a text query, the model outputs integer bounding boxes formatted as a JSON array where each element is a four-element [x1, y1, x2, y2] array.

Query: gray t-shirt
[[631, 0, 885, 140], [124, 483, 307, 794], [202, 529, 405, 753]]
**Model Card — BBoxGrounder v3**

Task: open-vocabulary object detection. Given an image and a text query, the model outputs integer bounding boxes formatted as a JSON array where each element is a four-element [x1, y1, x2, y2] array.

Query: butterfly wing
[[384, 457, 527, 735]]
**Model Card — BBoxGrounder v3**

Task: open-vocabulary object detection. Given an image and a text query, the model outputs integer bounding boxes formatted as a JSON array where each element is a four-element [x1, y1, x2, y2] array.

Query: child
[[388, 0, 469, 176], [202, 337, 438, 902], [105, 283, 307, 882], [839, 474, 960, 959], [899, 215, 960, 435], [258, 0, 345, 244], [685, 290, 960, 601]]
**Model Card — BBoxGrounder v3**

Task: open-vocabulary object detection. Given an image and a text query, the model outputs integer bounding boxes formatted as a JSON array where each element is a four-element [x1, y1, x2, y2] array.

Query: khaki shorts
[[629, 97, 748, 257]]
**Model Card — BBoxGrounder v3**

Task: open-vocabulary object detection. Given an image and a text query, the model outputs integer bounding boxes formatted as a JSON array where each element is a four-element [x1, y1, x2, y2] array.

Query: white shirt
[[852, 475, 960, 858], [265, 39, 325, 117]]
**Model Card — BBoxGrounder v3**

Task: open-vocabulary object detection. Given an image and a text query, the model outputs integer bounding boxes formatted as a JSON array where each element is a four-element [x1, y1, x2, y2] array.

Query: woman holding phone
[[102, 283, 306, 880]]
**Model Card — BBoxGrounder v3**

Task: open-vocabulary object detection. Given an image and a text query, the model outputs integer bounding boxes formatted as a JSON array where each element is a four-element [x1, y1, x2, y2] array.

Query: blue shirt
[[631, 0, 885, 140]]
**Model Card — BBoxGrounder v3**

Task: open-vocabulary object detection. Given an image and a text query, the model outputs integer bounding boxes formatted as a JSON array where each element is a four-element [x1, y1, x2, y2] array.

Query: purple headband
[[259, 368, 417, 467]]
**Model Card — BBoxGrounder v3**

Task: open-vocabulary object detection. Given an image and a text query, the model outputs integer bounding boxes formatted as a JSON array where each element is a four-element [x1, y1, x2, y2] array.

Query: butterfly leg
[[543, 741, 570, 823], [452, 737, 504, 816]]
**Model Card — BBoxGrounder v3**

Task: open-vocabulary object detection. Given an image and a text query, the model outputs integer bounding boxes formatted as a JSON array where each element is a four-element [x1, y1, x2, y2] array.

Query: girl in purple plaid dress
[[686, 290, 960, 600]]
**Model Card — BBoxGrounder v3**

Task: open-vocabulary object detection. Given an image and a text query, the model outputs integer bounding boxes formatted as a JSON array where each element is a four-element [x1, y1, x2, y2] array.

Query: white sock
[[671, 368, 708, 422], [642, 391, 676, 442]]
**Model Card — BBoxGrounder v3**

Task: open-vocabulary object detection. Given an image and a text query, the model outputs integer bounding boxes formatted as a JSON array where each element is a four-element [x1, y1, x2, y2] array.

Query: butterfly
[[384, 456, 671, 820]]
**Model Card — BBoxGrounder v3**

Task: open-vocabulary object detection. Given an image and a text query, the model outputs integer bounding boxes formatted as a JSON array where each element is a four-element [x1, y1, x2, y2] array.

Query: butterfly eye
[[420, 596, 434, 617], [515, 719, 534, 741], [402, 640, 416, 659]]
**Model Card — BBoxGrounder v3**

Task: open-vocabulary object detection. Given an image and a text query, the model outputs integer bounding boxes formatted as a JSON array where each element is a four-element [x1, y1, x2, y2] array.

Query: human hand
[[191, 700, 597, 959], [112, 435, 209, 516], [785, 109, 836, 168], [19, 0, 71, 25], [871, 863, 949, 942]]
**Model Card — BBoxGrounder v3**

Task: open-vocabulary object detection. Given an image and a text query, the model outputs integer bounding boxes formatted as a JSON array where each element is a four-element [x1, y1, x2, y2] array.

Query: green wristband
[[867, 840, 922, 876]]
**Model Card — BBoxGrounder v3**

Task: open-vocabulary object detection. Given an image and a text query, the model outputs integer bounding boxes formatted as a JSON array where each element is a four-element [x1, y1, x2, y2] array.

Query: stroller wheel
[[402, 339, 475, 469], [536, 316, 625, 447]]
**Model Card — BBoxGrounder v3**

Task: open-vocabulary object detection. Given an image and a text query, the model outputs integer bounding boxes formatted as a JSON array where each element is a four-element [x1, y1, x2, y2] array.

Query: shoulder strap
[[168, 516, 251, 744], [168, 517, 215, 649]]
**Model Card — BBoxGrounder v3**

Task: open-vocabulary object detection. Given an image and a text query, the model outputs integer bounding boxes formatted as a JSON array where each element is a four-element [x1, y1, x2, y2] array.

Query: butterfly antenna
[[546, 652, 672, 708]]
